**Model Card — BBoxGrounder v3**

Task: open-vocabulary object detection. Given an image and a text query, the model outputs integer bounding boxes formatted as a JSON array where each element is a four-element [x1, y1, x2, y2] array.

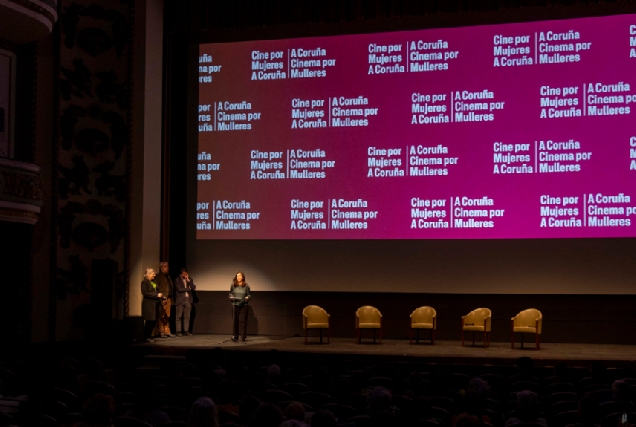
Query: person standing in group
[[141, 268, 162, 343], [155, 261, 175, 338], [174, 267, 196, 337], [229, 271, 251, 342]]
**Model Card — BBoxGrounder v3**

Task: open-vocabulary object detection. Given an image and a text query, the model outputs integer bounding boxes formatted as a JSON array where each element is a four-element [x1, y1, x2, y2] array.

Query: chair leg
[[319, 329, 323, 344], [536, 333, 540, 350], [410, 328, 412, 345], [511, 319, 514, 349], [327, 327, 330, 344], [483, 330, 487, 348], [431, 329, 435, 345], [379, 327, 382, 344], [416, 329, 419, 344], [461, 328, 465, 347], [357, 328, 360, 344]]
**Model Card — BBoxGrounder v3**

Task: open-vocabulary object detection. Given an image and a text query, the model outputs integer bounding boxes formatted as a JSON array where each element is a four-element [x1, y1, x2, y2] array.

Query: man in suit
[[174, 267, 196, 337]]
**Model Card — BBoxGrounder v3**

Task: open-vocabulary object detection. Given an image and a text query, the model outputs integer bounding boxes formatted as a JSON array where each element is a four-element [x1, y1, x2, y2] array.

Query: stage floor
[[143, 335, 636, 367]]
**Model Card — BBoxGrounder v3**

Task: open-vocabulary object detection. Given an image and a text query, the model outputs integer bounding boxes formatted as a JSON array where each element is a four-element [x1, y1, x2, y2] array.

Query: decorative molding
[[0, 0, 58, 44], [0, 208, 38, 224], [2, 0, 57, 25], [0, 158, 44, 224]]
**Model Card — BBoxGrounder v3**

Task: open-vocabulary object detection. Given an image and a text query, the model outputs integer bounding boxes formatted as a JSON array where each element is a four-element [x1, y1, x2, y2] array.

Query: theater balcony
[[0, 157, 43, 225], [0, 0, 58, 45]]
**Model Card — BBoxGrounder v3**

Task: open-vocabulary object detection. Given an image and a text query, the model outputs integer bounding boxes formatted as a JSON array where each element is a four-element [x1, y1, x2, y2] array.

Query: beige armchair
[[511, 308, 542, 350], [462, 308, 492, 348], [302, 305, 330, 344], [410, 306, 436, 345], [356, 306, 382, 344]]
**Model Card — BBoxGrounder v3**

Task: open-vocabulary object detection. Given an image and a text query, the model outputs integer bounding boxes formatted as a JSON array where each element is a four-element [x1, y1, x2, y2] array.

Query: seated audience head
[[612, 380, 632, 403], [515, 390, 541, 420], [188, 397, 219, 427], [453, 413, 482, 427], [468, 377, 490, 395], [367, 386, 392, 414], [239, 395, 261, 424], [83, 393, 115, 427], [284, 402, 306, 422]]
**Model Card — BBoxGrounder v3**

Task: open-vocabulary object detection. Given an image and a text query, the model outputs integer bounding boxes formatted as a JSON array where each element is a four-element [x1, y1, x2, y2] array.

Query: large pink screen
[[197, 14, 636, 240]]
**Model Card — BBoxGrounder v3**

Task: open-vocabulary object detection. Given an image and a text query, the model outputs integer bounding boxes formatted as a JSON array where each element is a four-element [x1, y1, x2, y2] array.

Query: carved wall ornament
[[58, 201, 85, 248], [60, 105, 87, 150], [93, 160, 126, 202], [53, 0, 131, 335], [77, 27, 112, 57], [72, 221, 108, 251], [61, 2, 128, 58], [1, 170, 44, 202], [74, 127, 109, 155], [58, 155, 92, 199], [60, 58, 93, 100], [54, 254, 89, 299]]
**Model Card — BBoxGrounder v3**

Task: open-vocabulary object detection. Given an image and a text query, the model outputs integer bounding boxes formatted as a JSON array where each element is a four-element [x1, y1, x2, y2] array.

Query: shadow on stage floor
[[138, 334, 636, 368]]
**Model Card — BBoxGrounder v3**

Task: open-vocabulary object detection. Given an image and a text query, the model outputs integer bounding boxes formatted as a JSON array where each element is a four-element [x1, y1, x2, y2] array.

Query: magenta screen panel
[[197, 14, 636, 240]]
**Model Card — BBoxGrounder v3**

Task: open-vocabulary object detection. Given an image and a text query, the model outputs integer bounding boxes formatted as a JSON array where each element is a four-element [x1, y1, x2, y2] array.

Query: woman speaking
[[229, 271, 251, 342]]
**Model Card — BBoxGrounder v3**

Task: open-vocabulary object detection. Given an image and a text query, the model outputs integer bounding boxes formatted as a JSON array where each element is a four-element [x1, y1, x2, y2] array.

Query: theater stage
[[141, 335, 636, 368]]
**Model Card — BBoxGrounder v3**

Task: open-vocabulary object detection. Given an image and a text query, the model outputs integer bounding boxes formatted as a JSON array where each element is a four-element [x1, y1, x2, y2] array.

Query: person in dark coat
[[174, 267, 196, 336], [141, 267, 163, 343]]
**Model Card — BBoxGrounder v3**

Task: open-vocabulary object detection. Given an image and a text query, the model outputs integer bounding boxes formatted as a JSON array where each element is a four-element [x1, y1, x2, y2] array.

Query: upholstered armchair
[[511, 308, 542, 350], [462, 308, 492, 348], [355, 306, 382, 344], [410, 306, 436, 345], [302, 305, 330, 344]]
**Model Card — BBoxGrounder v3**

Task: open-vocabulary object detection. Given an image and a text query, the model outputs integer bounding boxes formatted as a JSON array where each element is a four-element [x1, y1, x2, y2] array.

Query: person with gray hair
[[141, 268, 163, 343], [187, 397, 219, 427]]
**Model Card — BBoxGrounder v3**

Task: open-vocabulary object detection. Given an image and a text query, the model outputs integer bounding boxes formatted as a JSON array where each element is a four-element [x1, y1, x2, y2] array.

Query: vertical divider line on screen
[[328, 97, 331, 126], [214, 102, 217, 131], [583, 83, 586, 115], [212, 200, 215, 230], [534, 32, 538, 64], [450, 197, 453, 227], [287, 49, 290, 74], [286, 150, 289, 178], [535, 140, 538, 173], [406, 41, 409, 71], [583, 194, 587, 226], [450, 93, 453, 122], [327, 199, 331, 229], [405, 145, 409, 176]]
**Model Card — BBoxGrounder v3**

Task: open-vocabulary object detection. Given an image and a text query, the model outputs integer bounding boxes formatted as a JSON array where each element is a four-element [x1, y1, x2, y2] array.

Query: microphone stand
[[219, 297, 237, 344]]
